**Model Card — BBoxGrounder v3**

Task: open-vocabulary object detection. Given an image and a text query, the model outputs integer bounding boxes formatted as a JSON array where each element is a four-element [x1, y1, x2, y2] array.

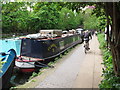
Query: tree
[[58, 7, 83, 30], [83, 8, 98, 30], [104, 2, 120, 76], [86, 2, 120, 76], [2, 2, 30, 33]]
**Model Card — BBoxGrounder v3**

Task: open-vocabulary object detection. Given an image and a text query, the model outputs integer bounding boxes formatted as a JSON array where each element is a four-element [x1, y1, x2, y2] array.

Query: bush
[[97, 33, 106, 49], [98, 33, 120, 89]]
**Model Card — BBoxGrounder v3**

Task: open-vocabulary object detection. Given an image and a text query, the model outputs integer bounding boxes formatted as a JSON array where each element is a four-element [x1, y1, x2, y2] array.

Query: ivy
[[98, 34, 120, 89]]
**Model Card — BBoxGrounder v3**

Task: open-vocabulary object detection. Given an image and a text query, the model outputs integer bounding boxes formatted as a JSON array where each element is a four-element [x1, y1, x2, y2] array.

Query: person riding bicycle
[[83, 30, 92, 50]]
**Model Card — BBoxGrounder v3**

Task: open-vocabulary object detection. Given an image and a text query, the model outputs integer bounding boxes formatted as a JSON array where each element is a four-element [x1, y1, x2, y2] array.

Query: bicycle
[[84, 40, 90, 54]]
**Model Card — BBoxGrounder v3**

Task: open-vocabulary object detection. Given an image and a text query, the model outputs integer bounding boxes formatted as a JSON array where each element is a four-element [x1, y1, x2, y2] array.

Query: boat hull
[[21, 34, 82, 59], [0, 49, 16, 89]]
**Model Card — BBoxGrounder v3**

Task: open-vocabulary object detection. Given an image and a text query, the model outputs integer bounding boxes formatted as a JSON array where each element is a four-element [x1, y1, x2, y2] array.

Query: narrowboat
[[0, 49, 16, 89], [15, 30, 83, 72]]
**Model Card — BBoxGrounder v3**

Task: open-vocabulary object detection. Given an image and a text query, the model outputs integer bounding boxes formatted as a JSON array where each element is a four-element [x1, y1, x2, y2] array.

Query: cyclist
[[83, 30, 92, 50]]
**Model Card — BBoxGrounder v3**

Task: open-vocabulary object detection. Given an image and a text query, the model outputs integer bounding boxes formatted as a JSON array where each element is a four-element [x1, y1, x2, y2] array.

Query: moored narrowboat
[[15, 30, 82, 72]]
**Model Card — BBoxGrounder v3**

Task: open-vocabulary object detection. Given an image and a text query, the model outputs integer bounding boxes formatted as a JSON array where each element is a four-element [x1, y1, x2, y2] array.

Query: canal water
[[10, 71, 33, 86]]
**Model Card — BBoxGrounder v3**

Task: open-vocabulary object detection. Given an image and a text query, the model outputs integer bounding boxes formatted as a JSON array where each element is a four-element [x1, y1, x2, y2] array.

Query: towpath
[[18, 35, 103, 88]]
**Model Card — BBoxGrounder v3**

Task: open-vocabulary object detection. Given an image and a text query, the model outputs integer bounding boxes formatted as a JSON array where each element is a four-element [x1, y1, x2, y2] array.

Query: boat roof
[[76, 28, 84, 31], [40, 30, 62, 32]]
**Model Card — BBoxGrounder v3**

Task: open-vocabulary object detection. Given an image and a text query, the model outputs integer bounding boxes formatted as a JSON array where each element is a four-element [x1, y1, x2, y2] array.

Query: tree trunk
[[106, 2, 120, 76], [111, 2, 120, 76]]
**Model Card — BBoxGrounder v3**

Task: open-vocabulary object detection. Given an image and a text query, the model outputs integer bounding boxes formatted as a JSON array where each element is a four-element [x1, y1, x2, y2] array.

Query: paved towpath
[[35, 35, 103, 88]]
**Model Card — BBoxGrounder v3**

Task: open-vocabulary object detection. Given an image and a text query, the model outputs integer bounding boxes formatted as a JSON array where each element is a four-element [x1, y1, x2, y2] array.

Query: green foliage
[[2, 2, 84, 34], [83, 8, 99, 30], [97, 34, 106, 49], [29, 72, 38, 80], [98, 33, 120, 89], [2, 2, 32, 33], [97, 15, 107, 31], [83, 6, 107, 31], [35, 3, 60, 29], [83, 14, 98, 30], [58, 8, 76, 30], [31, 80, 36, 82]]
